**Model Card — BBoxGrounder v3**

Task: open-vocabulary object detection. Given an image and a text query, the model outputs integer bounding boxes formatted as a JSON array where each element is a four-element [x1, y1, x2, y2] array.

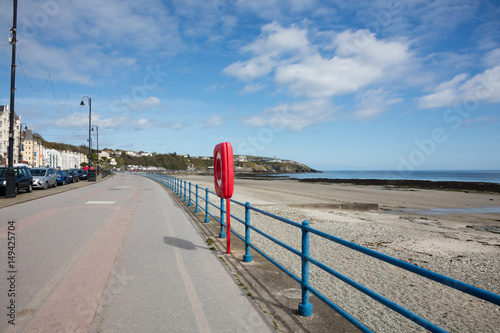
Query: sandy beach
[[180, 174, 500, 332]]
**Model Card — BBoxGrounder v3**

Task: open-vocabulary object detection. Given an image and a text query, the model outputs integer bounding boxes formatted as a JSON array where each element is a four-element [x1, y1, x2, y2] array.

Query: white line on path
[[85, 201, 116, 205], [161, 200, 212, 333]]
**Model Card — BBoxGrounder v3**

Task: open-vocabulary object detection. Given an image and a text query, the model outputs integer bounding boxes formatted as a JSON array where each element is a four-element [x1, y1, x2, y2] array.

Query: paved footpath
[[0, 173, 275, 332]]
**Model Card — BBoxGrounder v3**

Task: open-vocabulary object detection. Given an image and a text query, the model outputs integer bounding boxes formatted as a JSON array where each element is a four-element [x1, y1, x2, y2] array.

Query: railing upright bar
[[243, 202, 253, 262], [204, 188, 210, 223], [183, 180, 187, 202], [298, 220, 313, 317], [219, 197, 226, 238], [195, 184, 200, 213], [188, 182, 192, 206]]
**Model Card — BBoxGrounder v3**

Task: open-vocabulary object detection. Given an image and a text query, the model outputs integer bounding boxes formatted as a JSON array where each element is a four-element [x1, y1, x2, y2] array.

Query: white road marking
[[85, 201, 116, 205]]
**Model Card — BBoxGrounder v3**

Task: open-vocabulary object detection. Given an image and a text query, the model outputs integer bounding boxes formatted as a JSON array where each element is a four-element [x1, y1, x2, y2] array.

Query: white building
[[126, 151, 139, 157], [100, 150, 110, 159], [235, 155, 248, 162], [44, 149, 62, 169], [61, 150, 83, 169], [0, 105, 22, 166]]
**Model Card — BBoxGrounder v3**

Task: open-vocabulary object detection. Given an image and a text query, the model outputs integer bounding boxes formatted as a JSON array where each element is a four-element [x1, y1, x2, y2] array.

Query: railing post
[[188, 182, 192, 206], [219, 198, 226, 238], [183, 180, 187, 202], [204, 188, 210, 223], [195, 185, 200, 213], [243, 202, 253, 262], [298, 220, 313, 317]]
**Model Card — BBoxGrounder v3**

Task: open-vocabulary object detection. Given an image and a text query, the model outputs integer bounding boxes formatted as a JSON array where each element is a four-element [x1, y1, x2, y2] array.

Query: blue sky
[[1, 0, 499, 170]]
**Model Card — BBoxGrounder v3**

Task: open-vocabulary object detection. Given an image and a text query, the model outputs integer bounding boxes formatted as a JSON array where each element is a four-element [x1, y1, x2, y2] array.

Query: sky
[[0, 0, 499, 171]]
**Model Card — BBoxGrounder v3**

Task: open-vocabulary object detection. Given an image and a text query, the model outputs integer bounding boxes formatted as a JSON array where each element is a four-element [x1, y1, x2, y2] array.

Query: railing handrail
[[143, 173, 500, 333]]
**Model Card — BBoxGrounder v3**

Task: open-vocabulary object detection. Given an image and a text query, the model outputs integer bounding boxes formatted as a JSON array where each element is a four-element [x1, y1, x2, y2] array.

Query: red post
[[227, 199, 231, 254], [213, 142, 234, 254]]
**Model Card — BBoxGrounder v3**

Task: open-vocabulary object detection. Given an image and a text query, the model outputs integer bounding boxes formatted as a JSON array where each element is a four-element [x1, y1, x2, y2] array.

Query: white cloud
[[242, 21, 312, 56], [276, 30, 412, 98], [484, 48, 500, 68], [223, 22, 312, 81], [135, 97, 161, 111], [240, 82, 267, 94], [352, 88, 403, 120], [417, 73, 468, 108], [203, 115, 226, 128], [224, 24, 414, 99], [223, 55, 275, 81], [241, 99, 336, 131], [418, 66, 500, 108], [460, 116, 498, 128], [235, 0, 314, 20], [275, 53, 381, 98]]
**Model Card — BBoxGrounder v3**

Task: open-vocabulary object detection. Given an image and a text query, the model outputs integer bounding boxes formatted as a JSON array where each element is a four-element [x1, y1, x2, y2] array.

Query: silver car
[[31, 167, 58, 189]]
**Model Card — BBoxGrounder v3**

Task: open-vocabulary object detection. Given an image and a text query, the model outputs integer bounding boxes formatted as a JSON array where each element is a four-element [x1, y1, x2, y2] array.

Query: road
[[0, 173, 275, 332]]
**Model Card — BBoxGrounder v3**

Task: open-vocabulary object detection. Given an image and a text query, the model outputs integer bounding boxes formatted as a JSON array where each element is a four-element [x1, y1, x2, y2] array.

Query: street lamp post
[[80, 96, 91, 171], [92, 125, 99, 173], [6, 0, 18, 198]]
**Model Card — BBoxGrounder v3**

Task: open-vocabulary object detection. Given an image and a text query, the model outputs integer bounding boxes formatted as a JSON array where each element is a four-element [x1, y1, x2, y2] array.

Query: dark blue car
[[56, 170, 71, 185]]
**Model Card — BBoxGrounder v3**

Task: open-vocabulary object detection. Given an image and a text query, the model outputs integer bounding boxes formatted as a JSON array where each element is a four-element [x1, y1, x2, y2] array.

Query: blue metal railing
[[143, 173, 500, 333]]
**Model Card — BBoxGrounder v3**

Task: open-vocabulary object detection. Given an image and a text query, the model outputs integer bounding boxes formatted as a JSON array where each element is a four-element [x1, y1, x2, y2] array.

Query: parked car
[[64, 169, 75, 183], [0, 166, 33, 195], [31, 167, 58, 189], [66, 169, 80, 182], [56, 170, 71, 185], [77, 169, 88, 180]]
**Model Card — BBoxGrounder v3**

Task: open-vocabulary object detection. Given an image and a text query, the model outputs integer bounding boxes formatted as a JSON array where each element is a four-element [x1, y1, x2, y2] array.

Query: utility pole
[[6, 0, 18, 198]]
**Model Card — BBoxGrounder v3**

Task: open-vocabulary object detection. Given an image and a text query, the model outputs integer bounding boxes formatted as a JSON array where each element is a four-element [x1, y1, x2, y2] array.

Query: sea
[[279, 170, 500, 184]]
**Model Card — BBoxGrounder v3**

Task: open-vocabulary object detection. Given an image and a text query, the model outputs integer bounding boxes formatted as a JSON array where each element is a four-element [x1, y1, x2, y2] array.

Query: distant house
[[126, 151, 139, 157], [234, 155, 247, 162], [100, 150, 111, 159]]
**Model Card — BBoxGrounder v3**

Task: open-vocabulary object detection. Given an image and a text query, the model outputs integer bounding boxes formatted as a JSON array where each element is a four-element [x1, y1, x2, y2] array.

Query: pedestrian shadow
[[163, 236, 205, 250]]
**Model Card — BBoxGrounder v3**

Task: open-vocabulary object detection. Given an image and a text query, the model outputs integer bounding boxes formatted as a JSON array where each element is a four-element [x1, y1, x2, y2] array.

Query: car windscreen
[[31, 169, 47, 176], [0, 168, 5, 177]]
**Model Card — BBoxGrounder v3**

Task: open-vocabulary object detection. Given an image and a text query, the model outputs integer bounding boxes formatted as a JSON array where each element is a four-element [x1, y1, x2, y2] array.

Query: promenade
[[0, 173, 359, 332]]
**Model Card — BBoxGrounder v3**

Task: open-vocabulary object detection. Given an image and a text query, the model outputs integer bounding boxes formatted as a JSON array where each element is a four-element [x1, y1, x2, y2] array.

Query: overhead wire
[[14, 46, 89, 139]]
